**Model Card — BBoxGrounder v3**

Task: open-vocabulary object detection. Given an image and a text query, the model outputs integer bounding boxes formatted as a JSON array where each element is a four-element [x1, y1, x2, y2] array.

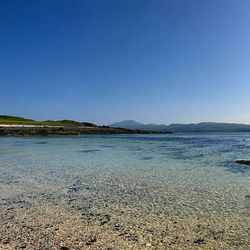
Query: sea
[[0, 133, 249, 249]]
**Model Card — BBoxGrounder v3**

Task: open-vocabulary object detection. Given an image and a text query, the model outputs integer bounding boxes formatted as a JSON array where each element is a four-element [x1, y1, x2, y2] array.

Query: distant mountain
[[110, 120, 143, 129], [167, 122, 250, 132], [110, 120, 170, 132], [110, 120, 250, 132]]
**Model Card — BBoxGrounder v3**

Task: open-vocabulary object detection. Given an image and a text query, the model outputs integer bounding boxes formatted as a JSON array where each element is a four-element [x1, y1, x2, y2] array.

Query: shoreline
[[0, 125, 170, 136]]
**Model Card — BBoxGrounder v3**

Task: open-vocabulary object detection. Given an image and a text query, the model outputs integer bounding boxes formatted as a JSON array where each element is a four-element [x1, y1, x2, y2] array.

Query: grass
[[0, 115, 89, 127]]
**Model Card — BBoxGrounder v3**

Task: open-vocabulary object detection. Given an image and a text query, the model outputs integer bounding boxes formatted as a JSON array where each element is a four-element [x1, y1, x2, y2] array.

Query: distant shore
[[0, 124, 170, 136], [0, 116, 172, 136]]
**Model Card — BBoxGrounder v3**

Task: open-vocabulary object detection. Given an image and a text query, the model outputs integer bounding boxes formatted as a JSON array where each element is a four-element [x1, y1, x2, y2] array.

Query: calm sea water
[[0, 133, 250, 249]]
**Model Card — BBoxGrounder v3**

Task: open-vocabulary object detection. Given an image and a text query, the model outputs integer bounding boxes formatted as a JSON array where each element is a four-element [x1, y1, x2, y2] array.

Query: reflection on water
[[0, 133, 250, 249]]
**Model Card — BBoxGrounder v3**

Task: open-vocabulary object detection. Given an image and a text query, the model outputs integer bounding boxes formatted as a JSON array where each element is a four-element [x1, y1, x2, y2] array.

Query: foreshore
[[0, 134, 249, 249]]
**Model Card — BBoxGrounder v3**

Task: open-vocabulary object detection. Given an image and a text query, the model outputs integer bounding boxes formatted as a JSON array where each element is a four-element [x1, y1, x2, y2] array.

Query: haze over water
[[0, 133, 249, 249]]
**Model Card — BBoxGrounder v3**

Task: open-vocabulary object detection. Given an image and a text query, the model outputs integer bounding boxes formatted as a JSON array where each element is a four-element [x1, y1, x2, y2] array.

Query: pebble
[[86, 235, 97, 245], [194, 238, 205, 244], [60, 247, 70, 250], [19, 243, 27, 249], [100, 214, 111, 225], [2, 238, 10, 244]]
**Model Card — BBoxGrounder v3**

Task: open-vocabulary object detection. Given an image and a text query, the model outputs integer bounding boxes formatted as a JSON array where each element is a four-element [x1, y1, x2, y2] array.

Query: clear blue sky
[[1, 0, 250, 125]]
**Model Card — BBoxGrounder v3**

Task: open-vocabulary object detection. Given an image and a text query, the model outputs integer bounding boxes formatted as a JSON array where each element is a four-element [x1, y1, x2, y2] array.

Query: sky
[[1, 0, 250, 125]]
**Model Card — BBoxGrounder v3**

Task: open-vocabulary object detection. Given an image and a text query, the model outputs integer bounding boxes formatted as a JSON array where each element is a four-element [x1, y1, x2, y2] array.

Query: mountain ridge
[[110, 120, 250, 132]]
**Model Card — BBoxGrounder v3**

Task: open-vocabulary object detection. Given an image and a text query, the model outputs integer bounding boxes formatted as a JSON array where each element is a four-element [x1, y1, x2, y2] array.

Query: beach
[[0, 134, 249, 249]]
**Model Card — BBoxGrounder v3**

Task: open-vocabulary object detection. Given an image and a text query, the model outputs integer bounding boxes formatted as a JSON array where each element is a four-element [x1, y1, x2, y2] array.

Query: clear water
[[0, 133, 250, 249]]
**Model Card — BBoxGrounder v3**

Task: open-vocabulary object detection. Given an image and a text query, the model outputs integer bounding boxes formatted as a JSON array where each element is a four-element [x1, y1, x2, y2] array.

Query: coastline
[[0, 124, 170, 136]]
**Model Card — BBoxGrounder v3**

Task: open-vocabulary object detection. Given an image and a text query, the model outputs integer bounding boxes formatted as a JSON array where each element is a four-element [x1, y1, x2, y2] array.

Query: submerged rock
[[235, 160, 250, 166]]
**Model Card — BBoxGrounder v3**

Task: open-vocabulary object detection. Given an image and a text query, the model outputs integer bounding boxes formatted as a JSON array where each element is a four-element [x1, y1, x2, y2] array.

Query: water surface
[[0, 133, 249, 249]]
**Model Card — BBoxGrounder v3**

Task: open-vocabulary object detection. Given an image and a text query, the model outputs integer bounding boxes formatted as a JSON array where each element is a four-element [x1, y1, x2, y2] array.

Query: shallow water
[[0, 133, 249, 249]]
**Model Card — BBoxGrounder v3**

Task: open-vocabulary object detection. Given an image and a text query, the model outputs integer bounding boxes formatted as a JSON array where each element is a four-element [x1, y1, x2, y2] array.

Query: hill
[[0, 115, 97, 127]]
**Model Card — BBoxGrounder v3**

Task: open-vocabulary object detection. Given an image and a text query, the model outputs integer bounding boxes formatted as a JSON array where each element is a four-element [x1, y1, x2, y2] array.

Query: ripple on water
[[99, 145, 114, 148], [78, 149, 101, 153], [141, 156, 153, 160], [35, 141, 49, 144]]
